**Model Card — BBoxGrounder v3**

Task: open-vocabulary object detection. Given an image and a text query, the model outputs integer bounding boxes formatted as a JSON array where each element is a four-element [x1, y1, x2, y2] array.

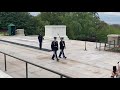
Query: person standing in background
[[38, 34, 43, 49]]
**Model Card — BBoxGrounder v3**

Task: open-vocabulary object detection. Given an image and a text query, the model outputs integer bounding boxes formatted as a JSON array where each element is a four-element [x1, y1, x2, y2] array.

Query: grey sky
[[98, 12, 120, 24]]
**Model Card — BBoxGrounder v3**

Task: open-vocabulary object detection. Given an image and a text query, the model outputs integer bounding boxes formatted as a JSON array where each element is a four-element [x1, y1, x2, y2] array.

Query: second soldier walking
[[59, 37, 67, 59]]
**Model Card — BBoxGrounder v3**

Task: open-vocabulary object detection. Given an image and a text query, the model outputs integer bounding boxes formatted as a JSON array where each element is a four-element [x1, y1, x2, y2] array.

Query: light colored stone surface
[[0, 36, 120, 78], [44, 25, 69, 40], [16, 29, 25, 36], [0, 70, 12, 78]]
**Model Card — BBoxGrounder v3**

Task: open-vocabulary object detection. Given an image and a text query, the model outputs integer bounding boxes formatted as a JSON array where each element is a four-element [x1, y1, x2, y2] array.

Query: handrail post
[[60, 75, 63, 78], [0, 51, 72, 78], [96, 41, 97, 49], [99, 42, 101, 51], [4, 54, 7, 71], [84, 41, 87, 51], [26, 62, 28, 78], [109, 41, 111, 49], [114, 40, 115, 48], [104, 42, 106, 50]]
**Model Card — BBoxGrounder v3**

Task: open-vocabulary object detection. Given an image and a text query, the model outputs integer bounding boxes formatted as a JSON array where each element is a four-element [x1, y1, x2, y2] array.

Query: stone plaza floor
[[0, 70, 12, 78], [0, 36, 120, 78]]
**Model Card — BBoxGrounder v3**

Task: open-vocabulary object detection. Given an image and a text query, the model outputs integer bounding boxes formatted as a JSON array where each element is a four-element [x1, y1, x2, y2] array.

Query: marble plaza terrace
[[0, 36, 119, 78]]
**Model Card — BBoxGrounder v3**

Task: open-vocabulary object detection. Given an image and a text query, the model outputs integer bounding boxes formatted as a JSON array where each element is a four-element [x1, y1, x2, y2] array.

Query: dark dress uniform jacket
[[51, 41, 58, 51], [60, 41, 65, 49], [38, 35, 43, 42]]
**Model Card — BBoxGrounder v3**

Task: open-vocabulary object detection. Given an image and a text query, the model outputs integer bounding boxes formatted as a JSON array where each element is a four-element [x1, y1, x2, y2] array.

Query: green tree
[[0, 12, 38, 35]]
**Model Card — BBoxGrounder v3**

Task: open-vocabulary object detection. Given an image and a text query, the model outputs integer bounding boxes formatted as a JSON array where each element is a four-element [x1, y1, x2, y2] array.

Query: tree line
[[0, 12, 120, 42]]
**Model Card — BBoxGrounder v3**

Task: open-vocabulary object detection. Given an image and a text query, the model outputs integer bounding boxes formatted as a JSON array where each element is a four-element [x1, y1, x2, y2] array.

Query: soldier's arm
[[57, 41, 58, 47], [51, 42, 53, 50]]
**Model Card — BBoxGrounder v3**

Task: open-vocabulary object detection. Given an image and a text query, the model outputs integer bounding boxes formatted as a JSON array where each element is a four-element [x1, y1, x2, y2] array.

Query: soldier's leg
[[59, 49, 62, 58], [39, 42, 41, 49], [55, 51, 59, 61], [52, 51, 55, 60], [62, 49, 65, 57], [40, 42, 42, 49], [55, 51, 57, 59], [41, 42, 42, 49], [62, 49, 67, 59]]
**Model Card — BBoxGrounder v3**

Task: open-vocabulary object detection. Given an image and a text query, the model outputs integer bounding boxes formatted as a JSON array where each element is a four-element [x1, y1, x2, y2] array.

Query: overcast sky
[[29, 12, 120, 25]]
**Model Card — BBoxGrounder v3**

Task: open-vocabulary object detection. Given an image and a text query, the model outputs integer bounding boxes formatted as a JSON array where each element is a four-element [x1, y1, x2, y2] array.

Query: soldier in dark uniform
[[38, 34, 43, 49], [59, 37, 67, 59], [51, 37, 59, 61]]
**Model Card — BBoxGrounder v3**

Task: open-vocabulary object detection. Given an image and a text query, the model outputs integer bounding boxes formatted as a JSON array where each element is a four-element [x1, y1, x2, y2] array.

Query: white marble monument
[[16, 29, 25, 36], [44, 25, 69, 40]]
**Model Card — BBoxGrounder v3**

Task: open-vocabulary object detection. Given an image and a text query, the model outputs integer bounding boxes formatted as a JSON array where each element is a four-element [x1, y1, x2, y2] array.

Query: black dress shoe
[[59, 56, 61, 58], [52, 58, 54, 60], [57, 59, 59, 62], [64, 57, 67, 59]]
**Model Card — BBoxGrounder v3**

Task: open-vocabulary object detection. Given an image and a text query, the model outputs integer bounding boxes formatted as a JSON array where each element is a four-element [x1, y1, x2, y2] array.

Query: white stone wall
[[44, 25, 69, 40], [16, 29, 25, 36]]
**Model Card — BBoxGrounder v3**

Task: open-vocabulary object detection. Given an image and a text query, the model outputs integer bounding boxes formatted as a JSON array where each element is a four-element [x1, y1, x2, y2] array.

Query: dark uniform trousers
[[38, 35, 43, 49], [59, 49, 65, 57], [52, 50, 58, 59], [59, 41, 66, 58], [39, 41, 42, 49]]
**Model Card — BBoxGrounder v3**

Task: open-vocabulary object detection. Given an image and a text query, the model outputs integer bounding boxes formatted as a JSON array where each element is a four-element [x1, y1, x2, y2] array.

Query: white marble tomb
[[44, 25, 69, 40]]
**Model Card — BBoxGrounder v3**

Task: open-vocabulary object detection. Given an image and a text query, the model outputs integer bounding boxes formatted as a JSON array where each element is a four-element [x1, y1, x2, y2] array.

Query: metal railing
[[98, 40, 116, 51], [95, 41, 104, 51], [0, 39, 51, 52], [0, 51, 72, 78], [104, 40, 116, 51]]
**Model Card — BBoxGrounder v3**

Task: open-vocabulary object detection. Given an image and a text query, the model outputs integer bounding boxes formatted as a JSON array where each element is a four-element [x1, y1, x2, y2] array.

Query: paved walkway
[[0, 70, 12, 78], [0, 36, 119, 78]]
